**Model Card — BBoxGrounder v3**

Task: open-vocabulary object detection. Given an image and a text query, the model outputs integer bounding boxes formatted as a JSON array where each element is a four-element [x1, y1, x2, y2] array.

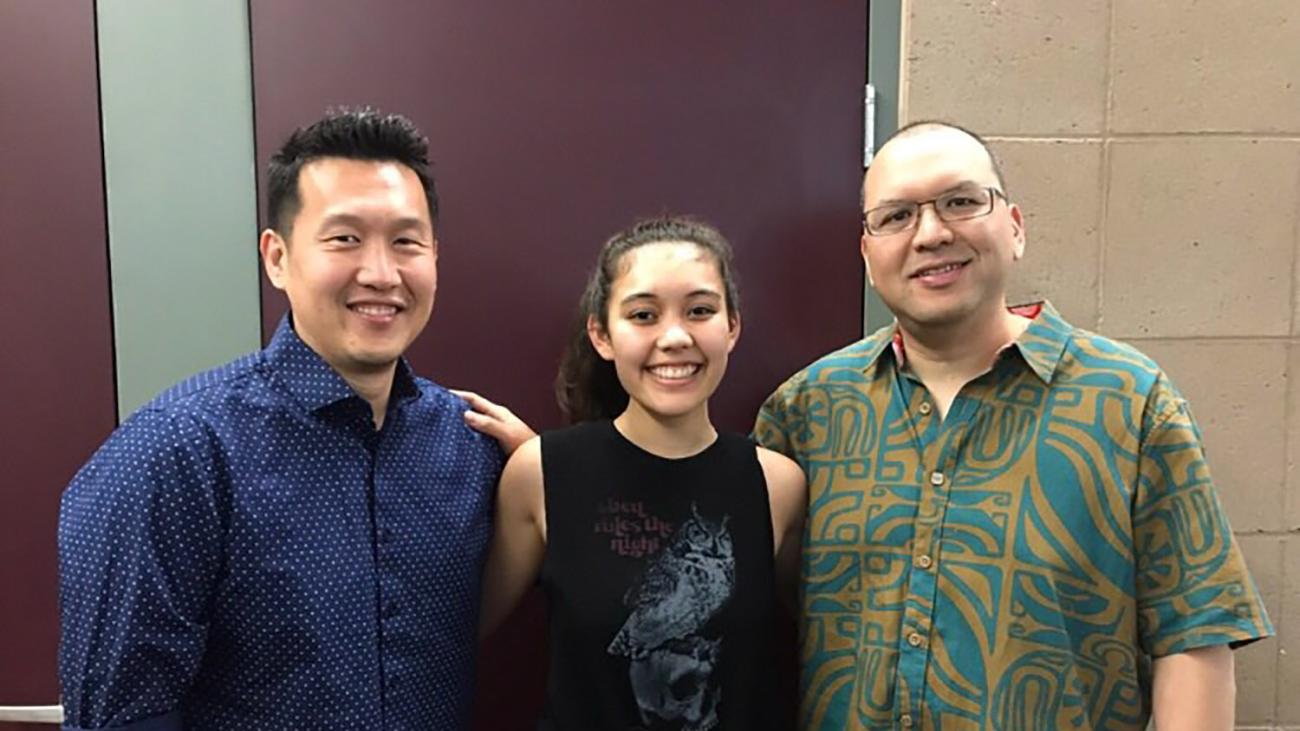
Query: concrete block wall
[[898, 1, 1300, 726]]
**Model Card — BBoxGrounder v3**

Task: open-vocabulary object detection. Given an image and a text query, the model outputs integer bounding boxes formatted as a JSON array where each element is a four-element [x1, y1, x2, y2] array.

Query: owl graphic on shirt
[[608, 504, 734, 730]]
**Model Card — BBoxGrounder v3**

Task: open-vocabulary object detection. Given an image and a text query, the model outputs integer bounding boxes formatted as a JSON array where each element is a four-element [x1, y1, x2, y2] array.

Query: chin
[[900, 301, 978, 328], [633, 397, 707, 421], [349, 351, 405, 370], [353, 337, 414, 361]]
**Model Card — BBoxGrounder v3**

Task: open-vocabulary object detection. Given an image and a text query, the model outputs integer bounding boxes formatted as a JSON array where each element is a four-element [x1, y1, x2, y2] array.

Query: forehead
[[297, 157, 425, 206], [864, 127, 999, 206], [614, 242, 721, 291]]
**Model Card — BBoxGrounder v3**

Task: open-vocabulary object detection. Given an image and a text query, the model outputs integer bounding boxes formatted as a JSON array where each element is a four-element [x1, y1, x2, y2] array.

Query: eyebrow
[[319, 213, 431, 235], [873, 180, 987, 207], [619, 289, 723, 305]]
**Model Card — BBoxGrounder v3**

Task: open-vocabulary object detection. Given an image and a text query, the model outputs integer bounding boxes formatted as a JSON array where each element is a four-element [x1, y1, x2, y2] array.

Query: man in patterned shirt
[[754, 121, 1273, 730], [58, 109, 532, 729]]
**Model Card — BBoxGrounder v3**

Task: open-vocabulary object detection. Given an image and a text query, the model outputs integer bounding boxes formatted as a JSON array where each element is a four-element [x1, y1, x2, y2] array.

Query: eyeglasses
[[863, 186, 1007, 236]]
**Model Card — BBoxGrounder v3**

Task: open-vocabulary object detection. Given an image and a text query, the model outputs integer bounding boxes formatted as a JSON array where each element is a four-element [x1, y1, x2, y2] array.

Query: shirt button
[[914, 554, 933, 570], [383, 600, 400, 619], [907, 632, 925, 647], [380, 527, 394, 544], [930, 471, 945, 486], [917, 402, 932, 415], [900, 713, 914, 727]]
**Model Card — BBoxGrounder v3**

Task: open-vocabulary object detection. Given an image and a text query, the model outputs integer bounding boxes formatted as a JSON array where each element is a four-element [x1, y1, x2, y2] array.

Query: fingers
[[451, 388, 536, 456], [463, 409, 508, 438], [452, 389, 513, 419], [450, 388, 486, 410], [455, 389, 517, 436]]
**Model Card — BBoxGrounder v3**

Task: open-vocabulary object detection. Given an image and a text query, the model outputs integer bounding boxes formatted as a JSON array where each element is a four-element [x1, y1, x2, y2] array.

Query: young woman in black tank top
[[475, 216, 805, 731]]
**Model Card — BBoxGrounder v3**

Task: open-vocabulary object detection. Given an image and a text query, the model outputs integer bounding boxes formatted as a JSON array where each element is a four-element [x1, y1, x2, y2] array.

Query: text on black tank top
[[537, 420, 782, 731]]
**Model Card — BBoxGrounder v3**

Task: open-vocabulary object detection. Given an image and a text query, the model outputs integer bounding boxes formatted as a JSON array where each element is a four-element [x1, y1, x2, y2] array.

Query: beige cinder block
[[1231, 535, 1283, 725], [990, 138, 1103, 328], [1287, 346, 1300, 533], [1111, 0, 1300, 134], [1275, 536, 1300, 724], [1102, 139, 1298, 338], [901, 0, 1107, 135]]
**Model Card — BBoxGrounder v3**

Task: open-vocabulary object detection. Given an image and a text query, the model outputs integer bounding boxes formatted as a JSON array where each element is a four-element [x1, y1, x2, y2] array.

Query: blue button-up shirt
[[58, 317, 503, 730]]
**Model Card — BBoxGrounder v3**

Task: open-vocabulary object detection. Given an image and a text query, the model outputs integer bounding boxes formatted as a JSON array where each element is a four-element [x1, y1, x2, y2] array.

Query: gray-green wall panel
[[97, 0, 261, 418], [864, 0, 901, 334]]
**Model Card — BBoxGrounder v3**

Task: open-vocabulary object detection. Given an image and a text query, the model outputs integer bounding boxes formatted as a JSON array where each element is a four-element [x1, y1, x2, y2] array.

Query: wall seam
[[896, 0, 910, 124], [1096, 0, 1117, 333], [1285, 145, 1300, 726], [1228, 530, 1300, 536], [1272, 530, 1288, 722], [972, 132, 1300, 141], [1125, 336, 1296, 344], [245, 0, 267, 346], [91, 0, 121, 427], [1291, 146, 1300, 344], [1267, 145, 1299, 726]]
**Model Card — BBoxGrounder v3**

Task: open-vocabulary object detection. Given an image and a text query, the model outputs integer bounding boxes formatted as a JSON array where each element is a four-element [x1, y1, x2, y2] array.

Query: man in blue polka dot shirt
[[58, 109, 533, 730]]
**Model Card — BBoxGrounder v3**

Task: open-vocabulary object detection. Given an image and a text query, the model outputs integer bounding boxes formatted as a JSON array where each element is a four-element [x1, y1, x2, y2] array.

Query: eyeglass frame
[[862, 186, 1009, 236]]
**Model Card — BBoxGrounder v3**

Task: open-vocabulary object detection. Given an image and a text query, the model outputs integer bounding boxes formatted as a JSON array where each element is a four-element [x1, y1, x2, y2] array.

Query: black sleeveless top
[[537, 420, 782, 731]]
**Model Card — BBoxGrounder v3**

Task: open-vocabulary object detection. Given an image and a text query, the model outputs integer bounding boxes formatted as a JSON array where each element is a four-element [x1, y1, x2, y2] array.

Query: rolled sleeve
[[58, 409, 223, 729]]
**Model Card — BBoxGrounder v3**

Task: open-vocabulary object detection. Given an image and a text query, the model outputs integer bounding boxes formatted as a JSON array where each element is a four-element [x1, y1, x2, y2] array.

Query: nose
[[656, 321, 693, 350], [911, 203, 954, 250], [356, 241, 400, 289]]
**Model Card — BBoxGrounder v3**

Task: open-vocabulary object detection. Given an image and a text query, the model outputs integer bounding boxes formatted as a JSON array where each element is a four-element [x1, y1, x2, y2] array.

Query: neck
[[340, 365, 397, 430], [614, 402, 717, 459], [898, 305, 1030, 387]]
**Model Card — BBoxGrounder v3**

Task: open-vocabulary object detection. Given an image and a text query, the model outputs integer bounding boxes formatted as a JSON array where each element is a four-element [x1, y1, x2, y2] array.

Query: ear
[[860, 233, 875, 287], [260, 228, 289, 291], [1008, 203, 1026, 261], [726, 310, 742, 354], [586, 314, 615, 361]]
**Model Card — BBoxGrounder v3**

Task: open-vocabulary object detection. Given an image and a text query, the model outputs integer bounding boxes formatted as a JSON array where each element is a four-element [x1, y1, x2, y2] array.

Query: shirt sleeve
[[1132, 373, 1274, 657], [752, 374, 802, 459], [58, 408, 224, 729]]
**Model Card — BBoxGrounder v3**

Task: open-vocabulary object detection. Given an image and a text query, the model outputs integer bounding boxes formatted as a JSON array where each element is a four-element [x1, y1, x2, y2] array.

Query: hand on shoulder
[[453, 389, 537, 456]]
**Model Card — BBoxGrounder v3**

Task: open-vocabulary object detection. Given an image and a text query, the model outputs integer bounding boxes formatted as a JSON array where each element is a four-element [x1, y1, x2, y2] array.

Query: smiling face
[[588, 241, 740, 425], [861, 125, 1025, 334], [260, 157, 438, 383]]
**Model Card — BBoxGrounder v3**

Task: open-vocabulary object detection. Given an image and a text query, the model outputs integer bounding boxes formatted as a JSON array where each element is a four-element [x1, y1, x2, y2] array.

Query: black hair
[[266, 107, 437, 235], [555, 215, 740, 423]]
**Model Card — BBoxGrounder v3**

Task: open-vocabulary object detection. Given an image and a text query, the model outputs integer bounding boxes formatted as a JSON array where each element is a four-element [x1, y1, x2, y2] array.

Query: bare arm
[[1152, 645, 1235, 730], [756, 446, 807, 615], [454, 389, 537, 457], [479, 436, 547, 639]]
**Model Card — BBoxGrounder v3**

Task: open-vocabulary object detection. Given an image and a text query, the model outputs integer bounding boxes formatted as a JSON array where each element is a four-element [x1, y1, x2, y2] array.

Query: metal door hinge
[[864, 83, 876, 168]]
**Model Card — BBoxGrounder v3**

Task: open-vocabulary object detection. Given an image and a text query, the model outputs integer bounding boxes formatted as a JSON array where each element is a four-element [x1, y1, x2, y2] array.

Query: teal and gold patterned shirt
[[754, 302, 1272, 731]]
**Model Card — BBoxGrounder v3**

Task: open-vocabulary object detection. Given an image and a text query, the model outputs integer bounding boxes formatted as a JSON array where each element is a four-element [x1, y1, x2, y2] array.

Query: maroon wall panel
[[250, 3, 865, 726], [0, 0, 117, 713]]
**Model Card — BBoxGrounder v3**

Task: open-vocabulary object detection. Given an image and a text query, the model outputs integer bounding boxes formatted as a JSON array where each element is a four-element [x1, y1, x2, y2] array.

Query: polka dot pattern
[[58, 317, 503, 730]]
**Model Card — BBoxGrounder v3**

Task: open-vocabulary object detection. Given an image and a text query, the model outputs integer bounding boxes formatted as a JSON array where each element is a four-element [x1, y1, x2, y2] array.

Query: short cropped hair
[[266, 108, 438, 235]]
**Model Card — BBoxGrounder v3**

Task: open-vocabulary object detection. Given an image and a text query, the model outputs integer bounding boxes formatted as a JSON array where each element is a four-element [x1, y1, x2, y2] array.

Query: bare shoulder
[[498, 434, 545, 518], [503, 433, 543, 476], [755, 445, 802, 483], [755, 446, 806, 503]]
